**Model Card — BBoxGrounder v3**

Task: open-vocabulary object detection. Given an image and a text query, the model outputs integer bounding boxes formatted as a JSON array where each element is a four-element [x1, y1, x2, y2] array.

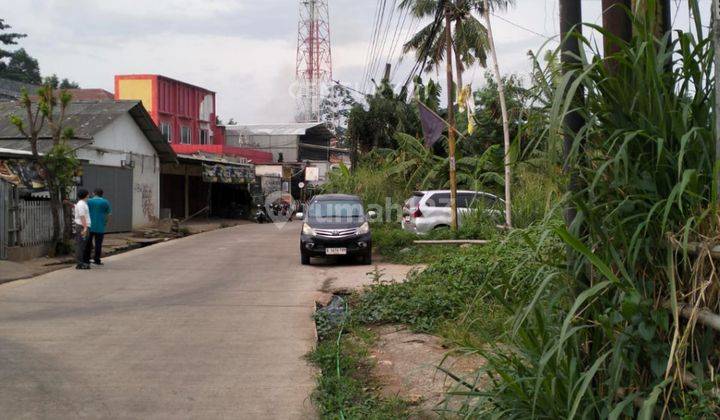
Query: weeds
[[463, 1, 720, 416], [356, 224, 563, 338], [308, 314, 411, 419]]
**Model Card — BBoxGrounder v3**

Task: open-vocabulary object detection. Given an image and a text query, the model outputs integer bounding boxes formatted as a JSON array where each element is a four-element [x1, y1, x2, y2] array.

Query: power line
[[489, 13, 555, 40], [360, 0, 386, 94], [367, 0, 395, 92], [391, 15, 420, 83], [386, 7, 413, 84], [402, 0, 447, 90], [360, 0, 382, 94], [369, 0, 401, 87], [365, 0, 391, 93]]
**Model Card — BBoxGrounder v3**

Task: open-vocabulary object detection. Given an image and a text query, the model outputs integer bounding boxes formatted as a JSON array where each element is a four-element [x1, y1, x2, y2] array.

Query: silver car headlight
[[302, 223, 316, 236], [356, 222, 370, 235]]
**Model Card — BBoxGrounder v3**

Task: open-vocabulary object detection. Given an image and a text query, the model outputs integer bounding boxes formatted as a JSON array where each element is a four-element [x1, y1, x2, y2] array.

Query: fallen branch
[[677, 303, 720, 333], [413, 240, 490, 245], [670, 241, 720, 259]]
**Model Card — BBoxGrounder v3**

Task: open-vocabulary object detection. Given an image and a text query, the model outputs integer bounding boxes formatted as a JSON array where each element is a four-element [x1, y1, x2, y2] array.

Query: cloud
[[3, 0, 712, 124]]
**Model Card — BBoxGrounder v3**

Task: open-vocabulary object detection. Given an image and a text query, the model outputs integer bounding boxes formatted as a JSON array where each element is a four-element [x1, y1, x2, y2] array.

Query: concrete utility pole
[[602, 0, 632, 63], [444, 3, 459, 232], [483, 0, 512, 228], [560, 0, 583, 228]]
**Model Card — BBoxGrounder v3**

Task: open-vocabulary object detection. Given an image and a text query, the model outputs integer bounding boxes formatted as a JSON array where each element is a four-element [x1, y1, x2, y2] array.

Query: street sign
[[298, 182, 306, 189], [305, 167, 319, 182]]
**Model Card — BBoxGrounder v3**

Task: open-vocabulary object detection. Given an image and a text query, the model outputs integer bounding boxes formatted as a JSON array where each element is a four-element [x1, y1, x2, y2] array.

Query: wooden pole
[[444, 4, 459, 232], [483, 0, 512, 228]]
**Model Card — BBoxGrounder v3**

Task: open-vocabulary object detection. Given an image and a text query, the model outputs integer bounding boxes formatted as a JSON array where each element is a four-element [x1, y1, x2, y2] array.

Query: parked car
[[298, 194, 375, 265], [401, 190, 504, 234]]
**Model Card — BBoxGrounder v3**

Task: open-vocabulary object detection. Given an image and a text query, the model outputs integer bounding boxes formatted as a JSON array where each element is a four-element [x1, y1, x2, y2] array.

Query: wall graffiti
[[134, 183, 157, 222]]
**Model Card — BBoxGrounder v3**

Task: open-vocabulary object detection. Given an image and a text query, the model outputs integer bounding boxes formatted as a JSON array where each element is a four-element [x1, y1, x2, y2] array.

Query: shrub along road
[[0, 222, 326, 418]]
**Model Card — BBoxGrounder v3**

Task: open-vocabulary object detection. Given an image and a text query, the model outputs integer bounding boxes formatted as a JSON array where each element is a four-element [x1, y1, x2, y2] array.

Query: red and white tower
[[295, 0, 332, 123]]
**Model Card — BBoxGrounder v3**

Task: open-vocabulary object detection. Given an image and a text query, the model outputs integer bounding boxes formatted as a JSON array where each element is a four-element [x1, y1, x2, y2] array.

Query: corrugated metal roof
[[0, 78, 40, 100], [224, 122, 327, 136], [0, 100, 138, 139], [0, 147, 33, 156], [0, 100, 176, 163], [0, 139, 92, 154], [177, 154, 253, 167], [65, 89, 115, 101]]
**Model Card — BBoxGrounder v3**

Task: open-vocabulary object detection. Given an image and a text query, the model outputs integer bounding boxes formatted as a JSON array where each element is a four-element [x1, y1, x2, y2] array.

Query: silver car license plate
[[326, 248, 347, 255]]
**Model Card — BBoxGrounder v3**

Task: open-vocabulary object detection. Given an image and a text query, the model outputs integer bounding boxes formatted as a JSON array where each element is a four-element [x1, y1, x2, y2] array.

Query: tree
[[348, 79, 420, 158], [413, 75, 441, 111], [10, 86, 78, 256], [3, 47, 40, 84], [0, 18, 26, 71], [59, 78, 79, 89], [320, 83, 357, 144], [400, 0, 513, 89], [44, 74, 80, 89]]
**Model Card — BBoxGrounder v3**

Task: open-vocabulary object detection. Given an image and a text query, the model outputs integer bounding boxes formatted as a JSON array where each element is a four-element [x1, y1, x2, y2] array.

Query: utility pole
[[560, 0, 583, 229], [601, 0, 631, 64], [483, 0, 512, 228], [444, 2, 459, 232]]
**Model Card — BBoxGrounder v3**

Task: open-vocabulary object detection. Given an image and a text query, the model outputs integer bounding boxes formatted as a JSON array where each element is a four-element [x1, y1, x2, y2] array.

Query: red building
[[114, 74, 272, 163]]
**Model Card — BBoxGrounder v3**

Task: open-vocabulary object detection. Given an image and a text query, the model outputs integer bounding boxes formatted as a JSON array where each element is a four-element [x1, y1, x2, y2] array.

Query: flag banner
[[457, 85, 476, 135], [417, 100, 446, 148]]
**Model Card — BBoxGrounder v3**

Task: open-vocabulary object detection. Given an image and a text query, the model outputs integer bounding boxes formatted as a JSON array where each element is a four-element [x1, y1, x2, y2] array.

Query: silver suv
[[401, 190, 504, 234]]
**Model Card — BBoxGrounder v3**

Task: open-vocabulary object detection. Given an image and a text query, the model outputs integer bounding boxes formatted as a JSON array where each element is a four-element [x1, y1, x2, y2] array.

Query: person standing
[[84, 188, 112, 266], [74, 189, 91, 270]]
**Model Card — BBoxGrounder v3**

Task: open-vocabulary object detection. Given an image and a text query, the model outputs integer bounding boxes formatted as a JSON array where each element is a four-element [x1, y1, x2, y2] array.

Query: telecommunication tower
[[295, 0, 333, 123]]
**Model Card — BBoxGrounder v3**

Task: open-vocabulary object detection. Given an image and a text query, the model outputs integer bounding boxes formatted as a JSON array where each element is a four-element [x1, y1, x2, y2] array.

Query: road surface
[[0, 222, 321, 419]]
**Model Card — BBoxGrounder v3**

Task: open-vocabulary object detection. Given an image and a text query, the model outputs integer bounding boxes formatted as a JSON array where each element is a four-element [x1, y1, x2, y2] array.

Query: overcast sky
[[2, 0, 711, 123]]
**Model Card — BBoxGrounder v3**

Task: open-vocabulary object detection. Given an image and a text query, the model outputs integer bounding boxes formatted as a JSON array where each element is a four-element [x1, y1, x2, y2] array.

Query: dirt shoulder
[[311, 260, 485, 418]]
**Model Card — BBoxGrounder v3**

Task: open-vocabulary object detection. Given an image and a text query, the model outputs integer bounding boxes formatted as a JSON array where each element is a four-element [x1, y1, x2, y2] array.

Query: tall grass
[[450, 1, 720, 417]]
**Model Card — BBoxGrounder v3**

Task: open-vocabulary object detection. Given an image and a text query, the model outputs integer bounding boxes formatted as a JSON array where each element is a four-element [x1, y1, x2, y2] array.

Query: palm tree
[[400, 0, 512, 89]]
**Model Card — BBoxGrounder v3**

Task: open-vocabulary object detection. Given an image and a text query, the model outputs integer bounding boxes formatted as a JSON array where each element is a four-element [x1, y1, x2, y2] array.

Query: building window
[[181, 126, 191, 144], [199, 129, 209, 145], [160, 122, 172, 143]]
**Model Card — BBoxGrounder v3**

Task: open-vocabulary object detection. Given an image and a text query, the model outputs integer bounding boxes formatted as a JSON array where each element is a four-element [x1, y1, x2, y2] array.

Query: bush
[[356, 225, 563, 335]]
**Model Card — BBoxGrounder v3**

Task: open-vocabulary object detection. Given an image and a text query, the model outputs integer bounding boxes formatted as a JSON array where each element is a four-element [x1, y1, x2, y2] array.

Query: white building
[[0, 100, 176, 232]]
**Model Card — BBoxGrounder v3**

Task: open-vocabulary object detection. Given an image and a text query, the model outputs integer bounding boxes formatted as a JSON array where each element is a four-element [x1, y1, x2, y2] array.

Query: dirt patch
[[312, 263, 426, 295], [369, 325, 485, 418]]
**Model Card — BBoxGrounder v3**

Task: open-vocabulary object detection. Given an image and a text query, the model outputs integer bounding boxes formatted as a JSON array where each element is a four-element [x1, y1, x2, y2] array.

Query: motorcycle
[[254, 204, 270, 224]]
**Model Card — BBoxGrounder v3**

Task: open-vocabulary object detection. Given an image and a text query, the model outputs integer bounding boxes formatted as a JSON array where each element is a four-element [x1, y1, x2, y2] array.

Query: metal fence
[[16, 200, 56, 247], [0, 181, 9, 259], [0, 180, 60, 259]]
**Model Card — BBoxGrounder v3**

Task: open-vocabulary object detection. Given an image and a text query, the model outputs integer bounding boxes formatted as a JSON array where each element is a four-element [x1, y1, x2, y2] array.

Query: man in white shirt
[[74, 189, 91, 270]]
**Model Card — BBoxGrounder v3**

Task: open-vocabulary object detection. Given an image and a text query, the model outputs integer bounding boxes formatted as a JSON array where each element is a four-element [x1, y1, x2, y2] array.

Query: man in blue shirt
[[84, 188, 112, 265]]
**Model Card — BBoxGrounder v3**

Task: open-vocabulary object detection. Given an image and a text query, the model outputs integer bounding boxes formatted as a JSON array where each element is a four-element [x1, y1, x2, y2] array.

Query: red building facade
[[115, 74, 223, 146], [115, 74, 272, 163]]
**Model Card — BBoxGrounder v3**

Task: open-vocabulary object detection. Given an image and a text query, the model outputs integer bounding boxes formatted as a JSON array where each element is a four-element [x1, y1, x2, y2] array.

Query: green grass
[[308, 324, 411, 419], [370, 224, 456, 265], [359, 224, 563, 338]]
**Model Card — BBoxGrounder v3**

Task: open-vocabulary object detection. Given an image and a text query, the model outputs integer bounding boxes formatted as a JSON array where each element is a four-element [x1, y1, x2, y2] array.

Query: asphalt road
[[0, 222, 320, 419]]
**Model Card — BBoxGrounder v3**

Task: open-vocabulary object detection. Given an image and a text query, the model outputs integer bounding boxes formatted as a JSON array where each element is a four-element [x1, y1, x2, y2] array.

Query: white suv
[[401, 190, 504, 234]]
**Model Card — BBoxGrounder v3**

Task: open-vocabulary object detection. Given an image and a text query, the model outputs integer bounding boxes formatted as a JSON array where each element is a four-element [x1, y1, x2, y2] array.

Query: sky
[[2, 0, 712, 123]]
